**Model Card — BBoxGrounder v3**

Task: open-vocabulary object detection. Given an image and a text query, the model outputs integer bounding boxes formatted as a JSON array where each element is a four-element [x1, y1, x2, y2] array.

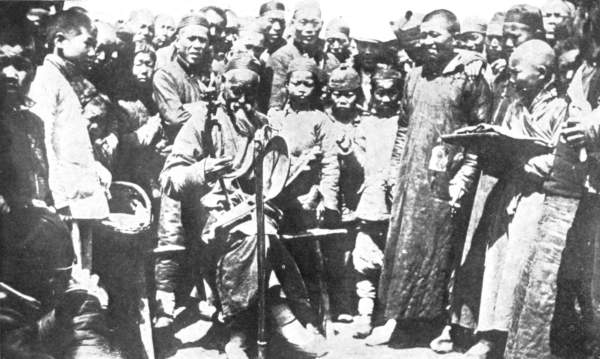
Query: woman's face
[[287, 70, 315, 104], [132, 52, 155, 85]]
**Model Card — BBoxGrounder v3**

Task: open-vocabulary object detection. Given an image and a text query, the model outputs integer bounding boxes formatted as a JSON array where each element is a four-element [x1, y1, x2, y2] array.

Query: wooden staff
[[254, 138, 268, 359]]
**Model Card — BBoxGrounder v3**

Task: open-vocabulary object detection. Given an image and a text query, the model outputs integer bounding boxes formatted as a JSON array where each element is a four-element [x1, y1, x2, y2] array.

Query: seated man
[[158, 54, 326, 359]]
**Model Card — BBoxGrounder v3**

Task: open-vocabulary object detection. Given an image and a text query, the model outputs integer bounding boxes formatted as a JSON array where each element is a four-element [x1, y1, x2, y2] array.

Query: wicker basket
[[95, 181, 152, 247]]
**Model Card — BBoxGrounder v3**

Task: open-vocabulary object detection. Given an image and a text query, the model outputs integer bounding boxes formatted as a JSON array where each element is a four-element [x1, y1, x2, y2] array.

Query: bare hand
[[204, 157, 233, 182], [562, 117, 589, 148], [491, 58, 507, 75], [464, 60, 484, 79], [448, 183, 466, 211], [69, 268, 109, 309]]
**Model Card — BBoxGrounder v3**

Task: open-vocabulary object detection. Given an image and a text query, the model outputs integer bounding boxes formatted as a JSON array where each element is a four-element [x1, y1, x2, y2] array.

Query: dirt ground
[[163, 316, 465, 359]]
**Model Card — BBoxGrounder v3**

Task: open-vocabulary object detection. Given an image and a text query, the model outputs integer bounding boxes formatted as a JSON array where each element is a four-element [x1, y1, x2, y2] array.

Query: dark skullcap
[[259, 1, 286, 19], [177, 13, 210, 31], [505, 4, 544, 32], [225, 53, 262, 75], [325, 17, 350, 39], [372, 67, 402, 82], [287, 57, 321, 78], [328, 64, 360, 91]]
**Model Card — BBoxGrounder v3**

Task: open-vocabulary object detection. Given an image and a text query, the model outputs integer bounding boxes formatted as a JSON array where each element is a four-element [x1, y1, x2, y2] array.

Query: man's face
[[543, 4, 570, 41], [154, 17, 176, 48], [177, 25, 209, 65], [237, 32, 265, 60], [357, 42, 381, 72], [293, 9, 323, 47], [132, 52, 155, 85], [264, 15, 285, 44], [508, 55, 545, 99], [327, 34, 350, 57], [0, 55, 33, 104], [485, 34, 504, 62], [419, 16, 455, 62], [371, 79, 400, 115], [456, 31, 486, 53], [287, 70, 316, 103], [503, 23, 535, 56], [131, 19, 154, 43], [57, 27, 97, 69], [330, 89, 358, 111], [223, 69, 259, 112]]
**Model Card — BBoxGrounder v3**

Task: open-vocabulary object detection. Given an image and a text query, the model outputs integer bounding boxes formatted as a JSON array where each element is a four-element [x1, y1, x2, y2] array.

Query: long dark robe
[[377, 56, 491, 322]]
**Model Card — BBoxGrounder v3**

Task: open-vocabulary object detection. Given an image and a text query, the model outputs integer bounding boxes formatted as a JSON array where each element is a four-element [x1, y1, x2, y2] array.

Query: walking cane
[[254, 138, 268, 359]]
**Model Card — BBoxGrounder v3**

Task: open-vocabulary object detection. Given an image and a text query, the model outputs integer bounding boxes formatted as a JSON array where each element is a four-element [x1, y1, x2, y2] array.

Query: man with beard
[[267, 0, 340, 110], [153, 14, 176, 50], [259, 1, 287, 57], [152, 13, 214, 328], [365, 9, 491, 348], [159, 54, 327, 359]]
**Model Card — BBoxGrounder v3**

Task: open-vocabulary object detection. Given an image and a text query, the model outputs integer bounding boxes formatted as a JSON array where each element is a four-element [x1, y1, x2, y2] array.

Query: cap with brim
[[177, 14, 210, 31], [328, 64, 360, 91], [225, 53, 262, 75], [505, 4, 543, 32], [326, 17, 350, 39]]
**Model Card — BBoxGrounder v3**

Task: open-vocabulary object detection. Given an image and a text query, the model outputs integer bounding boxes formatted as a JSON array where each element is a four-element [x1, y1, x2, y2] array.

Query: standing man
[[366, 9, 491, 347], [152, 13, 214, 326], [153, 14, 176, 50], [267, 0, 340, 110], [259, 1, 287, 57]]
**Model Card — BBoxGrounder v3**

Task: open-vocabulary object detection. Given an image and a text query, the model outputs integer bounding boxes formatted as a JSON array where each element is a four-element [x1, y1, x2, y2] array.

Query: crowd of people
[[0, 0, 599, 358]]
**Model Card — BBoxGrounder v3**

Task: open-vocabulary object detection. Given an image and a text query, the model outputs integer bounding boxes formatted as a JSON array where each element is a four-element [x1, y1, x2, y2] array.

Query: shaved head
[[510, 39, 556, 69]]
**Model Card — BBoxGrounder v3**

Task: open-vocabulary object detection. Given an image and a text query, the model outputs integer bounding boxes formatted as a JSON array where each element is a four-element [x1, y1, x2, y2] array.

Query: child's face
[[58, 27, 97, 68], [508, 55, 545, 98], [132, 52, 155, 85], [372, 79, 400, 115], [287, 70, 315, 104], [419, 16, 455, 62], [331, 89, 358, 111]]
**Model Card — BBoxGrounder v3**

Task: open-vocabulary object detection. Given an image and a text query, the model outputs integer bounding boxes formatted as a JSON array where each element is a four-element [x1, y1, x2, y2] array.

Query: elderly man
[[153, 13, 214, 324], [542, 0, 575, 46], [159, 54, 326, 359], [267, 0, 340, 109], [153, 14, 176, 49]]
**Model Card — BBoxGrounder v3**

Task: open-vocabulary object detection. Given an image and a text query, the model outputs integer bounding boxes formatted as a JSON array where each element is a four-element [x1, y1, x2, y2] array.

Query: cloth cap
[[287, 57, 321, 78], [293, 0, 322, 19], [177, 14, 210, 31], [505, 4, 544, 32], [487, 12, 505, 36], [328, 64, 360, 90], [372, 67, 402, 82], [225, 53, 262, 74], [259, 1, 286, 19], [461, 17, 487, 34], [391, 11, 424, 43], [325, 17, 350, 39]]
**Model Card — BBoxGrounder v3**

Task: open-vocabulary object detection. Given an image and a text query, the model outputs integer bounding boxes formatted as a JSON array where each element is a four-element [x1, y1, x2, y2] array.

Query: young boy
[[366, 9, 491, 346], [450, 39, 571, 358], [351, 68, 404, 338]]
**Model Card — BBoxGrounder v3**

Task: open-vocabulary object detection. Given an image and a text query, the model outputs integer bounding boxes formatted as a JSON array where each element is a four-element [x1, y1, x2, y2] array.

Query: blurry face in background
[[557, 48, 579, 92], [485, 34, 504, 62], [543, 3, 571, 41], [131, 18, 154, 43], [0, 54, 34, 105], [503, 23, 535, 56], [326, 34, 350, 58], [356, 42, 381, 72], [132, 52, 155, 85], [264, 15, 285, 44], [287, 70, 316, 105], [371, 79, 400, 116], [419, 16, 455, 63], [292, 8, 323, 47], [456, 31, 486, 53], [204, 9, 226, 44], [154, 16, 176, 48], [236, 32, 266, 60], [56, 27, 97, 69], [177, 25, 209, 65]]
